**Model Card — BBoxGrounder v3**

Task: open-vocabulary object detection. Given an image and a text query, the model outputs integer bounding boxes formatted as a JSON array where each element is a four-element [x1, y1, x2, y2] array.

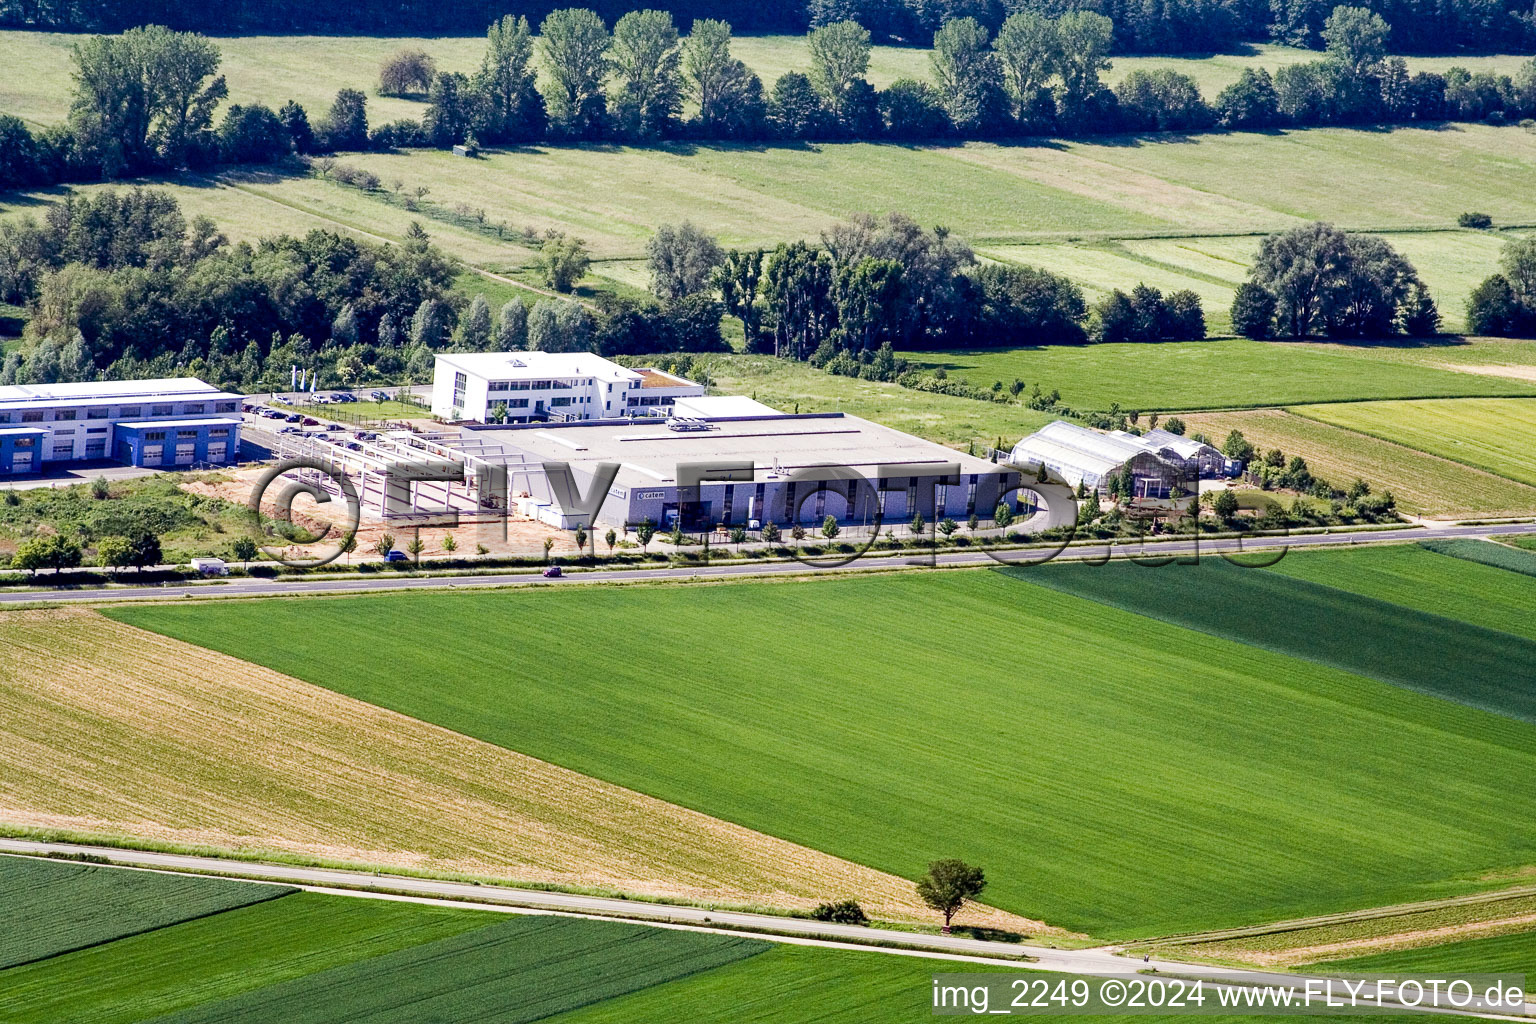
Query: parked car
[[370, 390, 388, 401], [301, 417, 319, 426], [542, 565, 563, 578], [284, 413, 301, 423], [277, 426, 299, 435], [384, 549, 410, 562], [346, 442, 363, 452], [326, 423, 345, 431]]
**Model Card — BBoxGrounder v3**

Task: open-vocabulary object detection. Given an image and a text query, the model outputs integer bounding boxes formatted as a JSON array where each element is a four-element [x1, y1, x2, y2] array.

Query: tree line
[[0, 187, 732, 391], [3, 10, 1535, 191], [4, 0, 1532, 53]]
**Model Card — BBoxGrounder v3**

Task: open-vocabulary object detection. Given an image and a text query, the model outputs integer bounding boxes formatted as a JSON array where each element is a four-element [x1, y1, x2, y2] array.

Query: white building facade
[[0, 378, 243, 476], [431, 352, 704, 424]]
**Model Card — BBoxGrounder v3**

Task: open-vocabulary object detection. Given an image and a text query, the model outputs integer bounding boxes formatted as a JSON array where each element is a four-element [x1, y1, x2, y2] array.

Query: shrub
[[811, 899, 869, 925], [1230, 282, 1276, 339], [1458, 212, 1493, 229]]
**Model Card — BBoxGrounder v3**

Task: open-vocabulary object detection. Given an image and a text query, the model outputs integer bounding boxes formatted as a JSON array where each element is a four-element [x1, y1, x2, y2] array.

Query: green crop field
[[696, 354, 1054, 449], [0, 891, 493, 1024], [1266, 545, 1536, 643], [1290, 399, 1536, 487], [1178, 408, 1536, 518], [1420, 538, 1536, 578], [1305, 929, 1536, 978], [152, 914, 765, 1024], [1011, 558, 1536, 723], [0, 855, 293, 970], [109, 568, 1536, 939], [898, 339, 1536, 413]]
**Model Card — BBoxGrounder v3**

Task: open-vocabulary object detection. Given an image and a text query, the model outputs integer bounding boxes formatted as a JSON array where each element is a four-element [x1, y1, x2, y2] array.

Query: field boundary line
[[1285, 403, 1536, 490]]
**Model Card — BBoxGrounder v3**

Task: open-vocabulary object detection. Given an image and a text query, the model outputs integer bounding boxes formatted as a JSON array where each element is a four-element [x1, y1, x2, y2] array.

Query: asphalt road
[[4, 521, 1534, 606], [1, 839, 1528, 1018]]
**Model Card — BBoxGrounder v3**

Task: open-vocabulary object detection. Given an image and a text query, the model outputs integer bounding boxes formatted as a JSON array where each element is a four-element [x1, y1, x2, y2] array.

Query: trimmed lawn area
[[110, 568, 1536, 939], [1290, 398, 1536, 487], [1178, 408, 1536, 518]]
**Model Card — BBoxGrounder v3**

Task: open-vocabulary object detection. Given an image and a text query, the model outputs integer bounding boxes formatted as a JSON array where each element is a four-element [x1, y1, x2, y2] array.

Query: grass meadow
[[111, 566, 1536, 939], [1290, 398, 1536, 487], [2, 30, 1529, 129], [1178, 408, 1536, 517]]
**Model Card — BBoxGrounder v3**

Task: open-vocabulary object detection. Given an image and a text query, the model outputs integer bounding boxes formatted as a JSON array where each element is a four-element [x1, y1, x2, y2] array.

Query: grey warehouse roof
[[470, 413, 1006, 489]]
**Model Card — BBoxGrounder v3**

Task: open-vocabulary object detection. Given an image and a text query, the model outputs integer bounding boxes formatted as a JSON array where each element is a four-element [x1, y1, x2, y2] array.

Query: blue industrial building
[[0, 378, 242, 477]]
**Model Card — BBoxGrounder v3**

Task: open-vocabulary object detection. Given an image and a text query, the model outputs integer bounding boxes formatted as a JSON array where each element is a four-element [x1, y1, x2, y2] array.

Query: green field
[[899, 339, 1536, 413], [1267, 544, 1536, 643], [697, 354, 1054, 449], [1178, 408, 1536, 518], [0, 855, 769, 1024], [0, 855, 293, 970], [1305, 929, 1536, 978], [110, 566, 1536, 939], [1420, 538, 1536, 578], [1290, 398, 1536, 487], [1011, 558, 1536, 722], [0, 891, 492, 1024], [2, 29, 1528, 129]]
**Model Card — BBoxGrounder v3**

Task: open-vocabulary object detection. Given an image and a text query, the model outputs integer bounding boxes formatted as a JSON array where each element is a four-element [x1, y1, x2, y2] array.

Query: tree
[[916, 859, 986, 932], [442, 533, 457, 553], [970, 263, 1087, 347], [278, 100, 314, 154], [126, 530, 161, 570], [1249, 222, 1351, 337], [806, 20, 871, 122], [411, 297, 451, 348], [376, 532, 396, 557], [767, 72, 831, 138], [14, 534, 84, 574], [217, 103, 290, 164], [910, 509, 926, 535], [994, 500, 1014, 529], [648, 222, 723, 300], [1465, 274, 1525, 336], [791, 523, 806, 544], [424, 71, 473, 146], [1076, 490, 1102, 526], [1399, 284, 1441, 336], [729, 526, 747, 547], [540, 8, 611, 139], [97, 535, 132, 571], [231, 535, 258, 566], [609, 10, 683, 139], [1215, 68, 1280, 129], [604, 527, 617, 553], [930, 18, 1004, 134], [761, 520, 781, 544], [1163, 416, 1186, 435], [1212, 488, 1240, 519], [1230, 282, 1277, 339], [538, 231, 592, 292], [1322, 6, 1390, 77], [572, 524, 587, 554], [1223, 429, 1256, 461], [498, 300, 528, 349], [1053, 11, 1114, 120], [407, 536, 425, 560], [879, 78, 949, 138], [528, 299, 593, 352], [938, 516, 958, 538], [456, 294, 493, 350], [1500, 236, 1536, 306], [635, 518, 656, 552], [716, 248, 764, 348], [995, 12, 1059, 123], [70, 26, 227, 174], [821, 514, 841, 540], [379, 49, 437, 96], [475, 15, 544, 144], [340, 535, 357, 564], [1165, 290, 1206, 339], [320, 88, 369, 151]]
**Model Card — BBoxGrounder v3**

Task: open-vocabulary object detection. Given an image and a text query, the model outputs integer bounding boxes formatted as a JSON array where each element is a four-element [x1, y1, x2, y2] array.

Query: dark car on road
[[384, 550, 410, 563], [542, 565, 563, 577]]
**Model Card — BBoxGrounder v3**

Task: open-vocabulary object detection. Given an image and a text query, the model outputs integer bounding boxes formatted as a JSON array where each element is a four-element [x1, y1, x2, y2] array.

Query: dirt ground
[[182, 465, 583, 561]]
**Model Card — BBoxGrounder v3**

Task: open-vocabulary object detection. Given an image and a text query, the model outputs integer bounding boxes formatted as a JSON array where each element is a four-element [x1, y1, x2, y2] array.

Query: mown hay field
[[900, 339, 1536, 415], [0, 607, 1016, 930], [1290, 398, 1536, 487], [113, 567, 1536, 939], [0, 855, 292, 970], [1178, 408, 1536, 517]]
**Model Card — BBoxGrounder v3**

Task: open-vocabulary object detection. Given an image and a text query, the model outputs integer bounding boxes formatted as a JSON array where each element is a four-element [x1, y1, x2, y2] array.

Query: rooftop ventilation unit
[[665, 416, 713, 432]]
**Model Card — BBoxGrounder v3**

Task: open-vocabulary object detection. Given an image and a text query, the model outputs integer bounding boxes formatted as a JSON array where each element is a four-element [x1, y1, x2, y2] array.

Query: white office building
[[0, 378, 243, 477], [431, 352, 705, 424]]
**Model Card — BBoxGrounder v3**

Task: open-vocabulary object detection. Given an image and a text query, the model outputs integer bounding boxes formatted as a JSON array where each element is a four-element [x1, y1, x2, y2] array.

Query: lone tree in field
[[379, 49, 437, 97], [917, 859, 987, 932]]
